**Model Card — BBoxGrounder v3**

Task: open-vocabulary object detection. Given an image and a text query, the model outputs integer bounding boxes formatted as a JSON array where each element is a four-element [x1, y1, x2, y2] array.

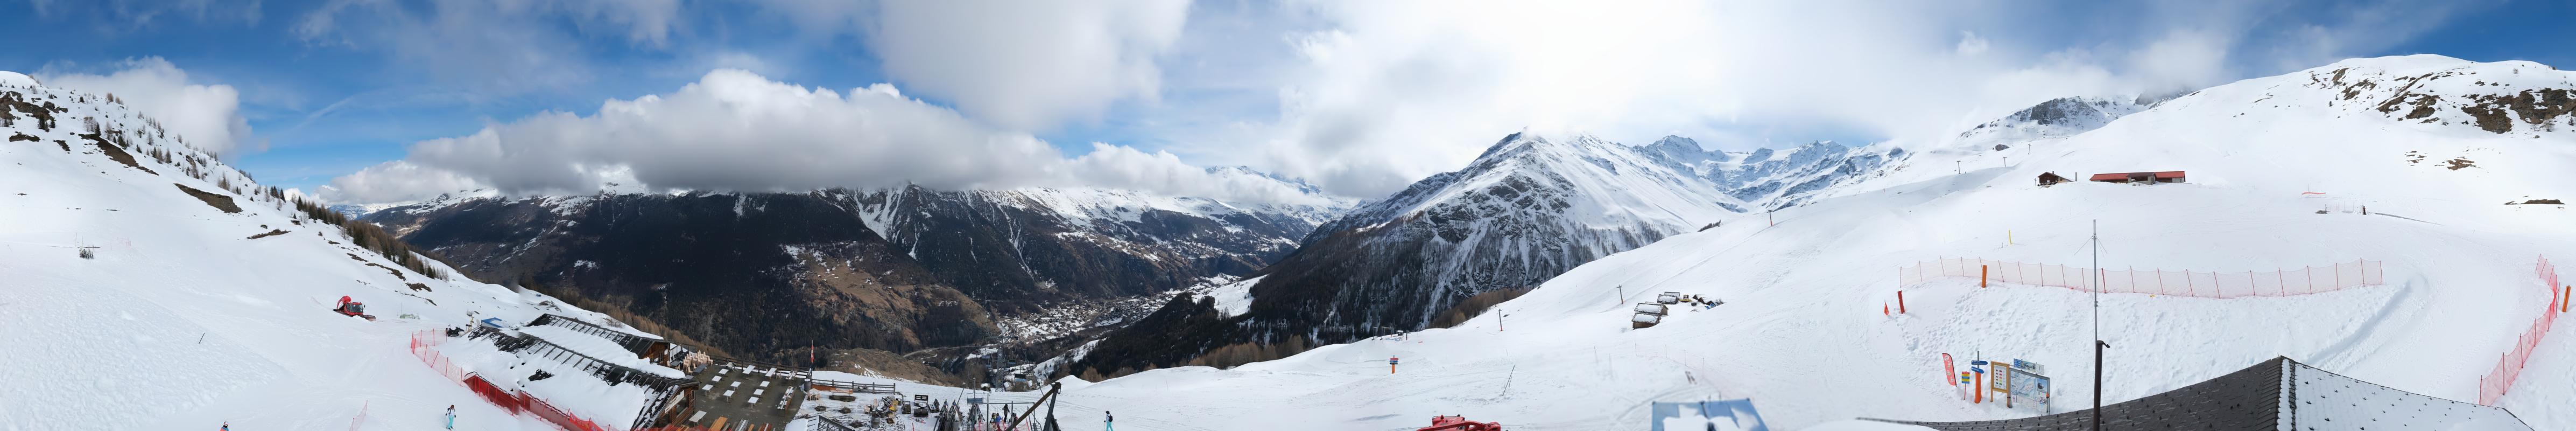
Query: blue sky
[[6, 0, 2569, 203]]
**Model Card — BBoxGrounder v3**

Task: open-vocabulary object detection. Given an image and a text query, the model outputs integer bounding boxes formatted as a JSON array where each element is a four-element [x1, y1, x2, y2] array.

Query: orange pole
[[1981, 265, 1988, 288], [1974, 371, 1984, 403], [1897, 290, 1906, 314]]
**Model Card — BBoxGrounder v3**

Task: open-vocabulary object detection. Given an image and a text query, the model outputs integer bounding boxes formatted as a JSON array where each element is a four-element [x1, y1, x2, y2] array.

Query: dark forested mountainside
[[365, 185, 1347, 363]]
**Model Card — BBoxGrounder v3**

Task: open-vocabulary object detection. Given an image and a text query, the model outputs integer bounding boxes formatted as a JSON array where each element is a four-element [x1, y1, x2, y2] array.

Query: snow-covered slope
[[1028, 55, 2576, 430], [1080, 132, 1904, 375], [0, 77, 658, 429]]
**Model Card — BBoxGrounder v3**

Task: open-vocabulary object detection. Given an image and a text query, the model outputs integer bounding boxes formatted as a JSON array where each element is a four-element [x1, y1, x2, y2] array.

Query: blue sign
[[479, 317, 508, 329], [1650, 399, 1768, 431]]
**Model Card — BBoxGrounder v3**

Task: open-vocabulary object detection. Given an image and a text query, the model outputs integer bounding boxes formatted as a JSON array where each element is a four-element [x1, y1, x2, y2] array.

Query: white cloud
[[29, 0, 262, 27], [2128, 30, 2236, 94], [293, 0, 682, 94], [321, 161, 488, 203], [313, 0, 2482, 203], [750, 0, 1192, 131], [1143, 0, 2474, 198], [1064, 143, 1326, 205], [38, 57, 258, 157], [1956, 31, 1991, 56], [322, 69, 1324, 205]]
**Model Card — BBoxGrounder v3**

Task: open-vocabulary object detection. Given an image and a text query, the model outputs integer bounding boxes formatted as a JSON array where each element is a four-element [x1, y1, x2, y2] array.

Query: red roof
[[2089, 171, 2186, 180]]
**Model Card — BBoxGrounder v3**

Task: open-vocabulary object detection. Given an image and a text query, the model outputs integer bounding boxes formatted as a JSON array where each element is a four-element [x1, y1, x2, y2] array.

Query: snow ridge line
[[2476, 255, 2561, 405], [1896, 257, 2386, 298]]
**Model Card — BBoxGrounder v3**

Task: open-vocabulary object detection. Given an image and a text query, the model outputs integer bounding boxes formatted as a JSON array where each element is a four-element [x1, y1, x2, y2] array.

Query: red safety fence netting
[[410, 330, 468, 382], [1897, 257, 2384, 298], [412, 329, 626, 430], [2477, 255, 2560, 406]]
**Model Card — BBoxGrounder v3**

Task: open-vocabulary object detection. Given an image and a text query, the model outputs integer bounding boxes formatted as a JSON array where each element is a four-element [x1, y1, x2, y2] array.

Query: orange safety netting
[[2478, 255, 2561, 405], [1896, 257, 2385, 298]]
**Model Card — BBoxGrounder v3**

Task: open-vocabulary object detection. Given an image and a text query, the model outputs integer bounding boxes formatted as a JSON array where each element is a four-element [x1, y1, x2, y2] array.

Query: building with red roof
[[2089, 171, 2186, 184]]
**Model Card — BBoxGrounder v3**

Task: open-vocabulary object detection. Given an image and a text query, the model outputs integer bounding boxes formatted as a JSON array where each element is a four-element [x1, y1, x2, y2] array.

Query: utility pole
[[2091, 220, 2106, 431], [1044, 381, 1061, 431], [1004, 383, 1060, 431]]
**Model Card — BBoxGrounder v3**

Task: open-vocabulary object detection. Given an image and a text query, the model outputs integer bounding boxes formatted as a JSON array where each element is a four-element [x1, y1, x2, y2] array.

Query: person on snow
[[1105, 411, 1115, 431], [219, 422, 229, 431], [444, 405, 456, 429]]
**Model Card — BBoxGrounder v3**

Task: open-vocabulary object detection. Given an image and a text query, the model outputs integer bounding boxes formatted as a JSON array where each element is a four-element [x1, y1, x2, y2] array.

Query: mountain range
[[359, 169, 1353, 368], [1073, 131, 1910, 376]]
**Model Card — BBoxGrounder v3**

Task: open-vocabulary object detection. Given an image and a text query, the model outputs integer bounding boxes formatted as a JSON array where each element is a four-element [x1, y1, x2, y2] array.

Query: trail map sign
[[2007, 367, 2051, 410]]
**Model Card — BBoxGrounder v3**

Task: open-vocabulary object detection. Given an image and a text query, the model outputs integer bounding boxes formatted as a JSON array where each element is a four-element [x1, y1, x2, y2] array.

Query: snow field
[[1018, 131, 2573, 430], [0, 82, 649, 430]]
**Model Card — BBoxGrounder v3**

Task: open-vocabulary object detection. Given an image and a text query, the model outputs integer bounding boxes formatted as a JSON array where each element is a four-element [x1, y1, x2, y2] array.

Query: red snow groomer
[[333, 296, 376, 321], [1416, 415, 1501, 431]]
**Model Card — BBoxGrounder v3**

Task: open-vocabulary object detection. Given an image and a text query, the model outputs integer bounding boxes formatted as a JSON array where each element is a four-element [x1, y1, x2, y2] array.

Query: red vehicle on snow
[[1416, 415, 1501, 431], [334, 296, 376, 321]]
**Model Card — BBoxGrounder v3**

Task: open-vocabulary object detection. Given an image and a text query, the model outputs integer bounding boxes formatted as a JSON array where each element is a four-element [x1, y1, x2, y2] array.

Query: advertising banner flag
[[1942, 354, 1956, 386]]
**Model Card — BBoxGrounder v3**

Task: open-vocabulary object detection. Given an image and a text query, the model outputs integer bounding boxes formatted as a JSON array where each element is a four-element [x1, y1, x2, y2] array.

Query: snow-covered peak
[[1196, 164, 1346, 206], [1955, 95, 2169, 144], [1328, 131, 1748, 238], [1633, 135, 1731, 173], [2278, 54, 2576, 135], [0, 71, 37, 87], [332, 188, 503, 219]]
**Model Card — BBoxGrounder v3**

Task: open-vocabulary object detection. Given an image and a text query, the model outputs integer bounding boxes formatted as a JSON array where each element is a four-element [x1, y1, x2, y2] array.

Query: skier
[[444, 405, 456, 429], [219, 422, 229, 431], [1105, 411, 1115, 431]]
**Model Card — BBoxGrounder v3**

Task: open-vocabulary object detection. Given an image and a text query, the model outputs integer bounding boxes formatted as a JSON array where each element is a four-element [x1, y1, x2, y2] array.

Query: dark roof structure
[[1864, 357, 2531, 431], [2088, 171, 2186, 182]]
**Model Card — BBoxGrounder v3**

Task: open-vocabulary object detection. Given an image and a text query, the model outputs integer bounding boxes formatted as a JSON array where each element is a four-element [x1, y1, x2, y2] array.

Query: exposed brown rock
[[173, 184, 240, 213]]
